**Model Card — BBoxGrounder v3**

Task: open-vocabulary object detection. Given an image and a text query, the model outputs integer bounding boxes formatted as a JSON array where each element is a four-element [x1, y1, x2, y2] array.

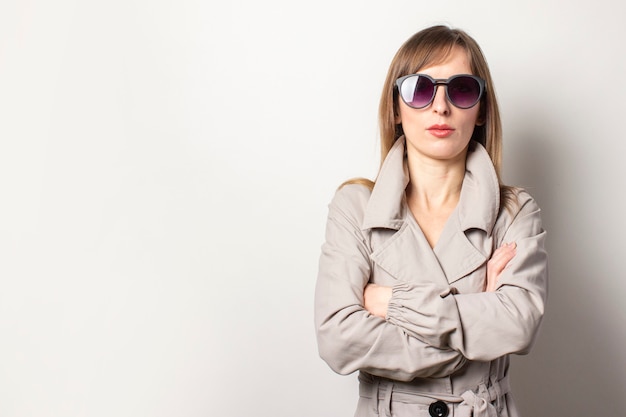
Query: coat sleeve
[[314, 185, 467, 381], [385, 190, 548, 361]]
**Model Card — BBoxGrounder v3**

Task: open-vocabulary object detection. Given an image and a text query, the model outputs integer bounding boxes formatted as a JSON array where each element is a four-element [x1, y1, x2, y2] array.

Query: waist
[[359, 372, 510, 417]]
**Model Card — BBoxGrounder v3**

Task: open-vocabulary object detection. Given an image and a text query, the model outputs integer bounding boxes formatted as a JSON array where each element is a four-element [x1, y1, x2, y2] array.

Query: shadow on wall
[[504, 113, 624, 417]]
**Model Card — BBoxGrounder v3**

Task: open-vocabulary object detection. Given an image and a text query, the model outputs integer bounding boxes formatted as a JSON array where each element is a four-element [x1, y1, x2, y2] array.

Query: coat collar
[[361, 136, 500, 235]]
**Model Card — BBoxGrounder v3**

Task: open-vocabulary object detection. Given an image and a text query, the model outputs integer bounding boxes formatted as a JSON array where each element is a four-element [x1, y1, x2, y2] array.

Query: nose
[[431, 85, 450, 115]]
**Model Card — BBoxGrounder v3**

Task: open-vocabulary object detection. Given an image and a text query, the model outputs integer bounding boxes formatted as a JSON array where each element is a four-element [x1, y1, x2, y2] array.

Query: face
[[397, 46, 481, 165]]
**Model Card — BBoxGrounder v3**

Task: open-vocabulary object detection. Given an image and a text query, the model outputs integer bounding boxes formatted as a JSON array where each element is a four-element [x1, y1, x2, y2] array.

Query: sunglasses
[[395, 74, 485, 109]]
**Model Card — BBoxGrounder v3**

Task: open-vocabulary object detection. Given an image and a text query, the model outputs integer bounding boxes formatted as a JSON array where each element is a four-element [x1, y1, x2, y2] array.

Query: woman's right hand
[[485, 242, 517, 292]]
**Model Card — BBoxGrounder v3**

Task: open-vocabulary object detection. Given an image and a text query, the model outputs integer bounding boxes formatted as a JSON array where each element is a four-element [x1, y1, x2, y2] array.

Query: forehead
[[416, 45, 473, 76]]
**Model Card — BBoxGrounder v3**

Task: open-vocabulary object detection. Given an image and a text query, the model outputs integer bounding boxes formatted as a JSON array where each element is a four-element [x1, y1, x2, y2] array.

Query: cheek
[[397, 104, 422, 128], [463, 107, 481, 128]]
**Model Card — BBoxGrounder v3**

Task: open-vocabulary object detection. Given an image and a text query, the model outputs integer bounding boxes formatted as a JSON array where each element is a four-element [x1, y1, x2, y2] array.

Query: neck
[[405, 151, 466, 210]]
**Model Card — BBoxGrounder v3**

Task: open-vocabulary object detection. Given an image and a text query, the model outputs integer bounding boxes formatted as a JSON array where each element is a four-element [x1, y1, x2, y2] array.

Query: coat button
[[428, 400, 449, 417]]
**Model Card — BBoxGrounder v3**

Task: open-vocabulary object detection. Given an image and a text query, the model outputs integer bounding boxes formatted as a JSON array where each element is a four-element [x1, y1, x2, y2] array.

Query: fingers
[[486, 242, 517, 292], [363, 283, 392, 318], [490, 242, 517, 269]]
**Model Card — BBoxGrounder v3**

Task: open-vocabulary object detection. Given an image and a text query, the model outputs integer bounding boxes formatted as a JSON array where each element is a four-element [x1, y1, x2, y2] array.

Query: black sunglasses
[[395, 74, 486, 109]]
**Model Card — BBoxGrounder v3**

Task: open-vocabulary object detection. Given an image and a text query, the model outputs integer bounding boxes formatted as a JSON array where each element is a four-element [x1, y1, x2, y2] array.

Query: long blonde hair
[[343, 25, 515, 207]]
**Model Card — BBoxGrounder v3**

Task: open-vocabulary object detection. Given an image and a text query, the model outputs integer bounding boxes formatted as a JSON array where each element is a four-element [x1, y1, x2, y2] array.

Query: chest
[[407, 196, 458, 250], [366, 217, 495, 294]]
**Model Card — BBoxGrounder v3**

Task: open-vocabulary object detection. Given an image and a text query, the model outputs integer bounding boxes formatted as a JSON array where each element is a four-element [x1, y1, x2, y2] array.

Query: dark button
[[429, 400, 449, 417]]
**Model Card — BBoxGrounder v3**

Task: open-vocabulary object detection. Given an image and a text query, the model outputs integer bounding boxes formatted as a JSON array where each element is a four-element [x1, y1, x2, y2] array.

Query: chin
[[426, 142, 470, 161]]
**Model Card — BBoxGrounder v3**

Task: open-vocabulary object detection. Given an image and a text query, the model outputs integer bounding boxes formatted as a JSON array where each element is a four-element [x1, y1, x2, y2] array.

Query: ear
[[475, 106, 486, 126]]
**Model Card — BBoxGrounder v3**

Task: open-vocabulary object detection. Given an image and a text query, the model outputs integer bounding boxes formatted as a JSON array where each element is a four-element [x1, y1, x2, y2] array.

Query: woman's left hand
[[363, 283, 393, 318], [485, 242, 517, 292]]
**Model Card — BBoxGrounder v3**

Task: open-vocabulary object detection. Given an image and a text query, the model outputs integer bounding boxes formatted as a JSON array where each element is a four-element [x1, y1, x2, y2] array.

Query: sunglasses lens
[[447, 76, 482, 108], [399, 75, 434, 108]]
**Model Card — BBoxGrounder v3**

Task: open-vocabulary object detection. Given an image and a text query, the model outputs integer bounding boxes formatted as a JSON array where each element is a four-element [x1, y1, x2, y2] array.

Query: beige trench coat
[[315, 137, 548, 417]]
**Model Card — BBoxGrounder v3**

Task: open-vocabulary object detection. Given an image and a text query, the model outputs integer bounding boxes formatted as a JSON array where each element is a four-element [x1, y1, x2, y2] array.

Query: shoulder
[[328, 183, 372, 230], [330, 183, 372, 213], [504, 188, 542, 217], [326, 184, 371, 241], [494, 187, 545, 240]]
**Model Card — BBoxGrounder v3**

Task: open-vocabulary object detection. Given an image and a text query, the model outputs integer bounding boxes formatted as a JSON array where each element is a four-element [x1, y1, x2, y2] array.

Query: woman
[[314, 25, 548, 417]]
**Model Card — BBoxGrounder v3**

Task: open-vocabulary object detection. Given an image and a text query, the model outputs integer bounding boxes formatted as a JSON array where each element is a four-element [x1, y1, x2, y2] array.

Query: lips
[[427, 124, 455, 138]]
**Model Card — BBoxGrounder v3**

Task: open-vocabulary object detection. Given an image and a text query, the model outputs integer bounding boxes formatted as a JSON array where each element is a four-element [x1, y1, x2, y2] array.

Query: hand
[[363, 283, 393, 318], [485, 242, 517, 292]]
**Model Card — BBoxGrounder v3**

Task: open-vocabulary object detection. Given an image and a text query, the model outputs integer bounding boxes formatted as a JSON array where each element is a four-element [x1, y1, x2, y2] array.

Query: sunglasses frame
[[395, 73, 486, 109]]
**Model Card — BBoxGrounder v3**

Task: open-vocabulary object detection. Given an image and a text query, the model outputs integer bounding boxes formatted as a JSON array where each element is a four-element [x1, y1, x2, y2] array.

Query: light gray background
[[1, 1, 624, 416]]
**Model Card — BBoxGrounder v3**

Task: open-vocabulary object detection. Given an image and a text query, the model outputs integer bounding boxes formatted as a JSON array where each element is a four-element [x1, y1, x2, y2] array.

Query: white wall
[[1, 1, 624, 416]]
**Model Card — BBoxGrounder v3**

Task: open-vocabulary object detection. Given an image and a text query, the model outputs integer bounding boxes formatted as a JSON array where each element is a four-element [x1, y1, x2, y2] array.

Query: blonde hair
[[342, 25, 515, 209]]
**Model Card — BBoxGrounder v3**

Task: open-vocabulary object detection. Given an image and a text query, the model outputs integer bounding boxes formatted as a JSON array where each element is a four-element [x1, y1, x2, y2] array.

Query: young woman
[[315, 25, 548, 417]]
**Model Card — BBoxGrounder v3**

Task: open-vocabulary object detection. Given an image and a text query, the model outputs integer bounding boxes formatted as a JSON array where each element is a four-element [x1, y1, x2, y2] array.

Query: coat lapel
[[370, 217, 450, 286], [434, 214, 488, 284]]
